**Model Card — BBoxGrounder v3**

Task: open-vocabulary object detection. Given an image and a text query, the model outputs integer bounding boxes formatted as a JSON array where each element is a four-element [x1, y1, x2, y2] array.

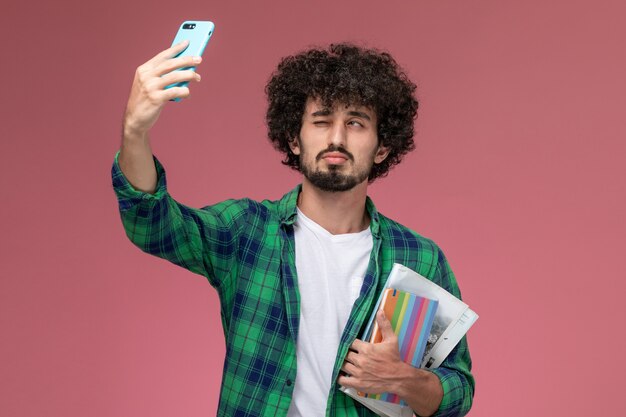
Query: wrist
[[122, 106, 153, 142], [394, 365, 443, 417], [392, 362, 423, 398], [122, 122, 149, 144]]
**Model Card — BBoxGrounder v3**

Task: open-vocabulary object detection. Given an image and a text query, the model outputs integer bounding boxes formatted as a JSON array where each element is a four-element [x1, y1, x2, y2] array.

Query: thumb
[[376, 309, 396, 341]]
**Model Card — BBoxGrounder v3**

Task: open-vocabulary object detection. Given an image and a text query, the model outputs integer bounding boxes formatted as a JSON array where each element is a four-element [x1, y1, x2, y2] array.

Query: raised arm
[[112, 43, 248, 292], [119, 40, 202, 193]]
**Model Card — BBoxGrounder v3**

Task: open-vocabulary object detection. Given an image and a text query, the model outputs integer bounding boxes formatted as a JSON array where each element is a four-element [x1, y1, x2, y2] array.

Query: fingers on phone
[[159, 69, 199, 89], [165, 86, 191, 101], [146, 40, 190, 67], [167, 40, 191, 58], [153, 55, 200, 77], [167, 39, 189, 54]]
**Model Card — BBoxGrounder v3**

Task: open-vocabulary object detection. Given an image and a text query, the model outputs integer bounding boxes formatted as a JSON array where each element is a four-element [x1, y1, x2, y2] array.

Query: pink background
[[2, 1, 625, 416]]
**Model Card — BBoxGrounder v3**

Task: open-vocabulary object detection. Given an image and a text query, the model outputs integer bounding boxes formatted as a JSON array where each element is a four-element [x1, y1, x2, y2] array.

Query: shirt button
[[286, 379, 292, 386]]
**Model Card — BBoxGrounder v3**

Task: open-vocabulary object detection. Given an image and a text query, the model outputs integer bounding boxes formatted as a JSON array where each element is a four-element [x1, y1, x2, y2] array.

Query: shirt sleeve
[[111, 151, 248, 292], [427, 249, 475, 417]]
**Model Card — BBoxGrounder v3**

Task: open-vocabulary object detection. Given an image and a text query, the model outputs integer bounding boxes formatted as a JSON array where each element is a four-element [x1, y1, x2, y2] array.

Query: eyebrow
[[347, 110, 371, 120], [311, 109, 332, 117], [310, 109, 372, 121]]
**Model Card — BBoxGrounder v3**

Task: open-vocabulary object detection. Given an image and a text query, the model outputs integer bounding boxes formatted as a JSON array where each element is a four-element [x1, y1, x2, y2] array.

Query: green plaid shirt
[[112, 153, 474, 417]]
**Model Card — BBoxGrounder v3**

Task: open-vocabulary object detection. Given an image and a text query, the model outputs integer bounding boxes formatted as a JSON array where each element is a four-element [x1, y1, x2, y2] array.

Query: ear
[[374, 144, 390, 164], [288, 137, 301, 155]]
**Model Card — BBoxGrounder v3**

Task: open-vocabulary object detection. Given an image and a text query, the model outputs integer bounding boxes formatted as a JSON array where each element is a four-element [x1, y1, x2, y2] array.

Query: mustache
[[315, 145, 354, 162]]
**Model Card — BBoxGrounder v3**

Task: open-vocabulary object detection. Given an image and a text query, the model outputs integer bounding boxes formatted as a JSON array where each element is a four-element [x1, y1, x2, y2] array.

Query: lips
[[323, 152, 348, 160], [320, 152, 348, 165]]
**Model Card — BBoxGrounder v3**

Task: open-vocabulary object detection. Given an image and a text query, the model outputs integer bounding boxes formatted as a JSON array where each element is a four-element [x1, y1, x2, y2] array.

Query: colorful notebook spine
[[361, 288, 438, 405]]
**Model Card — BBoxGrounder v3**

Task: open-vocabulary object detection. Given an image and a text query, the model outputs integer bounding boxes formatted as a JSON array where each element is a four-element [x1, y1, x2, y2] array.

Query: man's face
[[290, 98, 389, 192]]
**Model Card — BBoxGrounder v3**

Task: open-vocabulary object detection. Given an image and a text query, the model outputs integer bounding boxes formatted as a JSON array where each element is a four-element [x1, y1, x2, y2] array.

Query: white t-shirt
[[286, 208, 373, 417]]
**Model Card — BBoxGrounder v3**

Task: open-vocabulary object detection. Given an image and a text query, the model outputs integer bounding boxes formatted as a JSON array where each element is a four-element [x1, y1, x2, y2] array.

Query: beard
[[299, 145, 374, 192], [301, 165, 369, 192]]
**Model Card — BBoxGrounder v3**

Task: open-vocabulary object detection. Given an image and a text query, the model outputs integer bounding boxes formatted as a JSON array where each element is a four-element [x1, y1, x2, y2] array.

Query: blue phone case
[[166, 21, 215, 101]]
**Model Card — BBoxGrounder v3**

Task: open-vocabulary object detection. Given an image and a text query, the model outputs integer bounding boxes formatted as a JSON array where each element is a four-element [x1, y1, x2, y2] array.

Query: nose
[[328, 122, 347, 147]]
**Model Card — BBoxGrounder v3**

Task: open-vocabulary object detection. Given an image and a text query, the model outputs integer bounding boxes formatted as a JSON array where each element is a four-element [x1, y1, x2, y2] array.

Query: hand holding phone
[[124, 20, 215, 137], [119, 21, 215, 194], [165, 21, 215, 101]]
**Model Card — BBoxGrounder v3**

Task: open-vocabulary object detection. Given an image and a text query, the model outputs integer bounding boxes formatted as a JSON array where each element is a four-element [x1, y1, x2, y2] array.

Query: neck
[[297, 178, 370, 235]]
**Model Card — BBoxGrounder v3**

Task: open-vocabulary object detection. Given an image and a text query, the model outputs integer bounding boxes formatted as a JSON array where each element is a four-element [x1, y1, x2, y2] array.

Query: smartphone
[[166, 21, 215, 101]]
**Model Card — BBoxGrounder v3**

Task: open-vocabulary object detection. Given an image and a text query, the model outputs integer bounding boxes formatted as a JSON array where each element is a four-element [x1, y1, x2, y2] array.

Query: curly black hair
[[265, 43, 418, 182]]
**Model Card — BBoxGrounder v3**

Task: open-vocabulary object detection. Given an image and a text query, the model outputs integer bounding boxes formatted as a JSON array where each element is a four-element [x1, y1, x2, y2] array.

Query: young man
[[113, 42, 474, 417]]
